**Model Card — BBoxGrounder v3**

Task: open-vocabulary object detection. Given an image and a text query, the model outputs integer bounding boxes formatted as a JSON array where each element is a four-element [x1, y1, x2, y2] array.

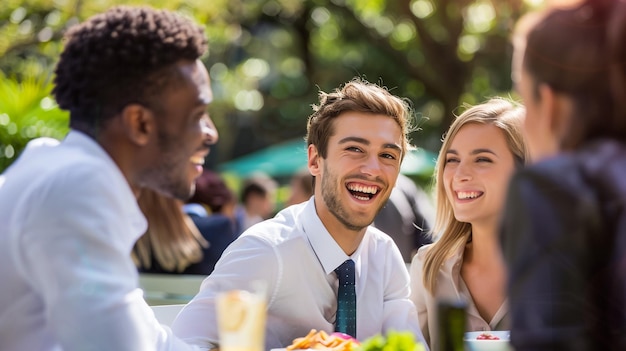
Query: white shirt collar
[[300, 198, 365, 275]]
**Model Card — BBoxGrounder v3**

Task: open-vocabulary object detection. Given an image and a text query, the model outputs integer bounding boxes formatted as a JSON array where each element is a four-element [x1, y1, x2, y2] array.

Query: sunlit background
[[0, 0, 545, 198]]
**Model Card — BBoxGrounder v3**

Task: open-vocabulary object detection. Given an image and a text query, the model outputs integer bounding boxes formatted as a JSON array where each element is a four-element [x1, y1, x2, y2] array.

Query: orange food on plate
[[286, 329, 360, 351]]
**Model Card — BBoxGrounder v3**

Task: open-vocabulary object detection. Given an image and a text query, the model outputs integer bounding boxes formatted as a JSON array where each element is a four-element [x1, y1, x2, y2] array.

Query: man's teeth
[[190, 156, 205, 165], [458, 191, 480, 199], [346, 183, 378, 201], [347, 184, 378, 194]]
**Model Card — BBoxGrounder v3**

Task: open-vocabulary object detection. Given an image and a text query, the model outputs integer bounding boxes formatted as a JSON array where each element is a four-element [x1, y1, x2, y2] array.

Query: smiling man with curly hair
[[0, 6, 217, 350]]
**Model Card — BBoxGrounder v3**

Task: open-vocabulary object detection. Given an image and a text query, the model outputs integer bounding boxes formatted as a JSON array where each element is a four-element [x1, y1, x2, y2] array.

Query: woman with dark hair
[[502, 0, 626, 350]]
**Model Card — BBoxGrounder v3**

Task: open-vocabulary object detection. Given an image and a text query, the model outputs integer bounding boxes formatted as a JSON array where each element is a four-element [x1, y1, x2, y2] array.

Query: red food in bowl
[[476, 333, 500, 340]]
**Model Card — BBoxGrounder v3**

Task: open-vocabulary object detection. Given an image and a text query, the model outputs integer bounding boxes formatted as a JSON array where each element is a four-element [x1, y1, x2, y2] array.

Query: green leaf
[[358, 330, 426, 351], [0, 70, 68, 172]]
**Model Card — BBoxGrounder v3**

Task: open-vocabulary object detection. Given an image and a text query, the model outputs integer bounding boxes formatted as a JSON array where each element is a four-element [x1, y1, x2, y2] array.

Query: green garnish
[[357, 330, 426, 351]]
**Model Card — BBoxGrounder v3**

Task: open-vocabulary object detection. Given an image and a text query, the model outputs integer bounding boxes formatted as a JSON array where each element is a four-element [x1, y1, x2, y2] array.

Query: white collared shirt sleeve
[[172, 235, 279, 350], [0, 132, 199, 351], [20, 169, 184, 350]]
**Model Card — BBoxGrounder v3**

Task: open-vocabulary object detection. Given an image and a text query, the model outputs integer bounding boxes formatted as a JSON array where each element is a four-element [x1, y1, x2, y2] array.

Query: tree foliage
[[0, 0, 536, 172], [0, 70, 68, 171]]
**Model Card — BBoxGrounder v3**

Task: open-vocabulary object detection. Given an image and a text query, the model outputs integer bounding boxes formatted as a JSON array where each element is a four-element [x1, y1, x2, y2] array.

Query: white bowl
[[464, 331, 512, 351]]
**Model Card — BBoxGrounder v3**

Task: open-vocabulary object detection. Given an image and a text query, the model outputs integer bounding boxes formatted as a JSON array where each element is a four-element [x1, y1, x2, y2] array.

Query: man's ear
[[307, 144, 321, 177], [120, 104, 155, 146]]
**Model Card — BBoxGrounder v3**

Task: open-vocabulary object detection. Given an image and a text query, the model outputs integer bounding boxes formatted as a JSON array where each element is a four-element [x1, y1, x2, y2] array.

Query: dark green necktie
[[334, 259, 356, 338]]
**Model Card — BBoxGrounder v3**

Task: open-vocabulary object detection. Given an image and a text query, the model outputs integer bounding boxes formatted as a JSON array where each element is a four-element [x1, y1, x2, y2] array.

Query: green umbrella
[[400, 147, 437, 176], [218, 138, 436, 179]]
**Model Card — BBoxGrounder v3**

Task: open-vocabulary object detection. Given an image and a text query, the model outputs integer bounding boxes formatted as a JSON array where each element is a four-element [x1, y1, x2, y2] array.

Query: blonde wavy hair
[[132, 188, 208, 273], [422, 97, 528, 293]]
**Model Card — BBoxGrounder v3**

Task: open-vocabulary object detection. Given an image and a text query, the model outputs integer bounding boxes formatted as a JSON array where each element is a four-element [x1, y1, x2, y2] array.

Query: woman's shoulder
[[577, 140, 626, 196], [415, 243, 433, 260], [512, 145, 625, 208], [411, 243, 463, 272], [518, 141, 626, 188], [511, 154, 589, 202], [410, 243, 436, 270]]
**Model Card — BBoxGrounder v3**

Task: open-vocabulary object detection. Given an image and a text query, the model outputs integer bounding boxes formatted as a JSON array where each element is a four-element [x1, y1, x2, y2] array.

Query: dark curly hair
[[52, 6, 208, 136]]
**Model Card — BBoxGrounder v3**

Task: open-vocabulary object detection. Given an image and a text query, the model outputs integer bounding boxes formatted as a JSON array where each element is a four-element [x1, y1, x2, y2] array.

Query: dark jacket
[[374, 174, 433, 262], [186, 214, 238, 275], [139, 214, 237, 275], [500, 139, 626, 351]]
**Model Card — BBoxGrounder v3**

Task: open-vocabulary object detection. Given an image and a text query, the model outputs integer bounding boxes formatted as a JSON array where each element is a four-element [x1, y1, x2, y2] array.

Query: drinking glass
[[216, 282, 267, 351]]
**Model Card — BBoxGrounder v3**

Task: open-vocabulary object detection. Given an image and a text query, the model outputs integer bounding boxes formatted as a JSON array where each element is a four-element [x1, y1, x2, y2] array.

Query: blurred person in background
[[235, 172, 278, 233], [185, 169, 239, 223], [373, 173, 435, 263], [172, 78, 427, 350], [135, 181, 238, 276], [186, 169, 239, 272], [286, 168, 314, 206], [501, 1, 626, 350], [410, 98, 528, 350], [134, 188, 210, 274], [0, 6, 215, 350]]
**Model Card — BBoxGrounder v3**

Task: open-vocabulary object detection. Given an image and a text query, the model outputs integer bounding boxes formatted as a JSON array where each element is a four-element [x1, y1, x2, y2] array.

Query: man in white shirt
[[172, 78, 429, 350], [0, 6, 218, 351]]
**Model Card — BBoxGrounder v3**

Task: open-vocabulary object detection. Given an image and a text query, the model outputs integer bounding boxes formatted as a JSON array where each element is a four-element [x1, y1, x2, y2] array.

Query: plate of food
[[464, 331, 512, 351], [273, 329, 359, 351], [274, 329, 426, 351]]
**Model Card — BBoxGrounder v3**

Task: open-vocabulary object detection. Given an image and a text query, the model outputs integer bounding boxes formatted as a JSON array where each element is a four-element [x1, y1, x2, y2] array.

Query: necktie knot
[[334, 259, 356, 338], [335, 259, 355, 286]]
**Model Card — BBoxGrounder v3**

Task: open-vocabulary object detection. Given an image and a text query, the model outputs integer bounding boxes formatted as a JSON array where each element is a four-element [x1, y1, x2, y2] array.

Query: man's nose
[[201, 116, 219, 145], [360, 154, 383, 177]]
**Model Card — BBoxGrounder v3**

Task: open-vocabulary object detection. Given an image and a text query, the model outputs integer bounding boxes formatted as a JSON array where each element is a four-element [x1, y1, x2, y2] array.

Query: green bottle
[[436, 299, 467, 351]]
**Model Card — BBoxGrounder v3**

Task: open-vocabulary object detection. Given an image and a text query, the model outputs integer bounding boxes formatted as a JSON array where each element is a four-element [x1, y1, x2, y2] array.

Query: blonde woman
[[133, 188, 209, 274], [409, 98, 528, 349]]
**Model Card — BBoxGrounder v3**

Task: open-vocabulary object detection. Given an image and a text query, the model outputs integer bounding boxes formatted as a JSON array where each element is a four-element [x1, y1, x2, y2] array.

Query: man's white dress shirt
[[172, 199, 427, 350], [0, 131, 198, 351]]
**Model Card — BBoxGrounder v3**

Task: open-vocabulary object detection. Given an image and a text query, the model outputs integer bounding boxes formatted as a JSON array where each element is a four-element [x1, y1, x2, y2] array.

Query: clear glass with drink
[[216, 283, 267, 351]]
